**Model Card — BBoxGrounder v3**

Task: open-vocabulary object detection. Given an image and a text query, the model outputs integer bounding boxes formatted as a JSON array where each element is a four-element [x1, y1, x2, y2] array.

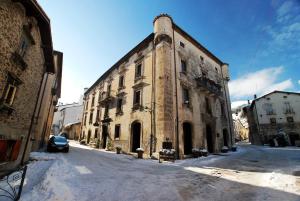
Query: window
[[1, 73, 21, 107], [287, 117, 294, 123], [117, 98, 123, 114], [18, 35, 30, 57], [104, 104, 109, 118], [94, 128, 98, 138], [89, 112, 93, 124], [182, 88, 189, 104], [263, 103, 275, 115], [284, 102, 293, 114], [85, 100, 89, 110], [180, 41, 185, 48], [84, 114, 87, 126], [115, 124, 121, 139], [283, 96, 287, 99], [270, 118, 276, 125], [200, 56, 204, 63], [135, 63, 142, 79], [91, 96, 95, 107], [134, 90, 141, 106], [107, 84, 111, 96], [221, 103, 226, 117], [96, 109, 100, 122], [181, 60, 187, 73], [119, 75, 124, 88]]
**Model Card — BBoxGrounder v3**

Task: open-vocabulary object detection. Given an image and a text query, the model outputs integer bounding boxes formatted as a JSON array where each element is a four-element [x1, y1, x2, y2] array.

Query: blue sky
[[38, 0, 300, 107]]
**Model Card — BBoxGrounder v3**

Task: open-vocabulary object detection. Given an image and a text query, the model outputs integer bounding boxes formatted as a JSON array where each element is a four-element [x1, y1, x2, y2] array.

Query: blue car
[[47, 136, 69, 152]]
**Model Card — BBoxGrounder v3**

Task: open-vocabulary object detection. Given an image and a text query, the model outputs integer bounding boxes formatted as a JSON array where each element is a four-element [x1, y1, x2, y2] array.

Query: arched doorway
[[183, 122, 192, 155], [102, 125, 108, 149], [223, 129, 228, 147], [288, 132, 299, 146], [131, 121, 141, 152], [87, 130, 91, 144], [206, 125, 214, 153]]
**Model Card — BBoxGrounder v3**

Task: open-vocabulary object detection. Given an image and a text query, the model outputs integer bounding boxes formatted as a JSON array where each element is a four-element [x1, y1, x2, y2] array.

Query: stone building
[[81, 14, 234, 158], [245, 91, 300, 146], [31, 51, 63, 151], [51, 102, 83, 136], [232, 105, 249, 141], [0, 0, 58, 173]]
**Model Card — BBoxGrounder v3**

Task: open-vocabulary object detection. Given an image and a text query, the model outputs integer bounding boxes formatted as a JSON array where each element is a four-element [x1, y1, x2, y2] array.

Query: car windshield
[[54, 137, 67, 143]]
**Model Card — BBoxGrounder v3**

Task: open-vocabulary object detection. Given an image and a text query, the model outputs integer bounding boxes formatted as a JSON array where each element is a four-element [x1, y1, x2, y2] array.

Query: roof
[[173, 23, 224, 66], [15, 0, 55, 73], [84, 15, 226, 96], [250, 90, 300, 108], [84, 33, 154, 96]]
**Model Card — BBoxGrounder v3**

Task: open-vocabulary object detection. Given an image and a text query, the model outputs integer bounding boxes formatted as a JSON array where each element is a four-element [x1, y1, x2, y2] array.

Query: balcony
[[284, 109, 295, 115], [195, 76, 222, 97], [98, 91, 115, 106]]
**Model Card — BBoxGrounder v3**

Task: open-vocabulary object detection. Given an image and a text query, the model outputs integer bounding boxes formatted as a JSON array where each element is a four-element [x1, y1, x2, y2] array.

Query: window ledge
[[0, 103, 15, 115], [11, 52, 27, 70]]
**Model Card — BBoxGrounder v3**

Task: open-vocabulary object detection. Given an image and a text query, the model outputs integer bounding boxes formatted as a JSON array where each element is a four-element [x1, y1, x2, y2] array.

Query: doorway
[[131, 121, 141, 152], [183, 122, 192, 155], [87, 130, 91, 144], [102, 125, 108, 149], [206, 124, 214, 153]]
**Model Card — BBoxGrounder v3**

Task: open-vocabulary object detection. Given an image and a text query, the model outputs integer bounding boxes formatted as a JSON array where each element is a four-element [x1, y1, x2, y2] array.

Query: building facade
[[31, 51, 63, 151], [81, 14, 234, 158], [246, 91, 300, 145], [51, 102, 83, 136], [0, 0, 57, 173]]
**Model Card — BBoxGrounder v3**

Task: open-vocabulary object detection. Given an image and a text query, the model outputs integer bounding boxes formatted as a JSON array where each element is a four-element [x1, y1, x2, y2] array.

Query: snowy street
[[21, 142, 300, 201]]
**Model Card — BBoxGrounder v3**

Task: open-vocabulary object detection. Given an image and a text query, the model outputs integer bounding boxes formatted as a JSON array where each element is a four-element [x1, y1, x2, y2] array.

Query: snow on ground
[[20, 141, 300, 201]]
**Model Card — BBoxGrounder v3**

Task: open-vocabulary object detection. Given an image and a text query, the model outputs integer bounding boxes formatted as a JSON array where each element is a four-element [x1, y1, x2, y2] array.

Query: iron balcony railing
[[195, 76, 222, 97]]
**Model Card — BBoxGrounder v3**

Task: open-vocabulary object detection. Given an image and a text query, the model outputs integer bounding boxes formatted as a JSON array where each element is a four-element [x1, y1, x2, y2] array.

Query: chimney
[[254, 94, 257, 99], [247, 100, 250, 104], [84, 87, 88, 93]]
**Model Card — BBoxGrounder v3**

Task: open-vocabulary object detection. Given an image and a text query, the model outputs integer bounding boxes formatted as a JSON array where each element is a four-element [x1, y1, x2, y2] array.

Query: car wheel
[[64, 147, 69, 153]]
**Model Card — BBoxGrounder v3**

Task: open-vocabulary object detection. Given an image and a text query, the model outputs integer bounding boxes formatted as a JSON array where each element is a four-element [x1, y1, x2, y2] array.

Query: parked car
[[47, 136, 69, 152], [59, 132, 69, 139]]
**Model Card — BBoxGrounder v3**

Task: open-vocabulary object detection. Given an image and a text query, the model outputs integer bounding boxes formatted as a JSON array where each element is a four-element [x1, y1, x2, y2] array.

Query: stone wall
[[0, 0, 46, 171]]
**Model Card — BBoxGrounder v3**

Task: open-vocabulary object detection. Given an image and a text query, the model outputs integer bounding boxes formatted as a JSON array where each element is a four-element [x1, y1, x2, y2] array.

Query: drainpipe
[[172, 26, 180, 159], [21, 70, 45, 165], [150, 40, 156, 156]]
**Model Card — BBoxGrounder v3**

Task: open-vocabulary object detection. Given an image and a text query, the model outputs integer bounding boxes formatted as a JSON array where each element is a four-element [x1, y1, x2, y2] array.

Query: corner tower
[[153, 14, 175, 151]]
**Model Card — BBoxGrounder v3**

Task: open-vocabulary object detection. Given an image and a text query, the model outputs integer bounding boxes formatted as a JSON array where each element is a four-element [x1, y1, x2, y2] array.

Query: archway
[[102, 125, 108, 149], [223, 129, 229, 147], [131, 121, 141, 152], [288, 132, 299, 146], [206, 124, 214, 153], [183, 122, 192, 155]]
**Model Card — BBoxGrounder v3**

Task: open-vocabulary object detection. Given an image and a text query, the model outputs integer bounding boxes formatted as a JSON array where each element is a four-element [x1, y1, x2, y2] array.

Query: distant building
[[0, 0, 58, 173], [245, 91, 300, 145], [232, 111, 249, 142], [51, 103, 83, 137], [81, 14, 234, 158]]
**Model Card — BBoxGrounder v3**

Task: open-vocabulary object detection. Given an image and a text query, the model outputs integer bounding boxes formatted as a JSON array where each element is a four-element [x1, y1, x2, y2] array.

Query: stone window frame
[[132, 89, 142, 111], [135, 62, 143, 81], [0, 72, 22, 114], [118, 74, 125, 89], [182, 87, 190, 107], [181, 59, 187, 73], [114, 124, 121, 139], [116, 98, 123, 115]]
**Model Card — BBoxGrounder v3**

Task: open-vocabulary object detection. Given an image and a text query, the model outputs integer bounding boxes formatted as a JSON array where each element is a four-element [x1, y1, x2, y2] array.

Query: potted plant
[[221, 146, 229, 153], [192, 148, 200, 158], [231, 145, 237, 152], [136, 148, 144, 159], [200, 149, 208, 157], [116, 145, 122, 154]]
